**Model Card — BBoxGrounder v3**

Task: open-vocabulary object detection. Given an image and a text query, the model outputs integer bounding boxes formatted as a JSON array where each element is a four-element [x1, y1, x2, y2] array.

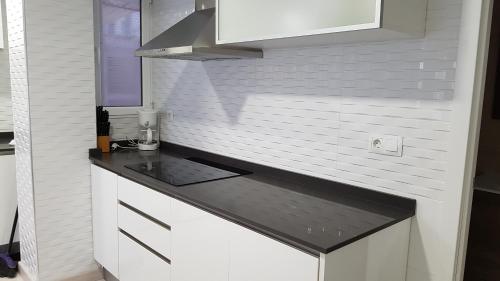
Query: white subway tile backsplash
[[24, 0, 97, 279], [147, 0, 464, 280]]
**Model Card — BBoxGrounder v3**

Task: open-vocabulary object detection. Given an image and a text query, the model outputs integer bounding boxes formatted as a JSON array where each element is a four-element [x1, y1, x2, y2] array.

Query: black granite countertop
[[89, 143, 416, 256], [0, 132, 14, 156]]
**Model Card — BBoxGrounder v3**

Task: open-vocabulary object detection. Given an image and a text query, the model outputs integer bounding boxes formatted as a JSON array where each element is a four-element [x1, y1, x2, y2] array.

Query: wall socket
[[369, 135, 403, 157]]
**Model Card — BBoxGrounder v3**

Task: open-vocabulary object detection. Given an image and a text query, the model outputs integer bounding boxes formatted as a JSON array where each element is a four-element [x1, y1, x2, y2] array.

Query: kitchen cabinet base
[[319, 219, 411, 281]]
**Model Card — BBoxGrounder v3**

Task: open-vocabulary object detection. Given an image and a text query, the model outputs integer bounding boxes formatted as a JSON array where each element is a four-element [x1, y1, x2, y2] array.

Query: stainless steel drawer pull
[[119, 201, 171, 231], [120, 229, 171, 264]]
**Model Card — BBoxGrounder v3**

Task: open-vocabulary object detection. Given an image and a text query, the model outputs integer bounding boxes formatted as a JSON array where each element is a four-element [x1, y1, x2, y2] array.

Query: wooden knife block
[[97, 136, 110, 153]]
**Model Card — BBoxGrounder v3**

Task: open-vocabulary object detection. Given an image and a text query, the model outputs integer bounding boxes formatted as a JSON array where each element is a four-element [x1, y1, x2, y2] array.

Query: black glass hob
[[125, 157, 251, 187]]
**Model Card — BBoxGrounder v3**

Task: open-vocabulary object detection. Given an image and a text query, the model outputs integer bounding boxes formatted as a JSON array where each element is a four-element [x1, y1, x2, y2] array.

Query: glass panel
[[218, 0, 378, 42], [100, 0, 142, 107]]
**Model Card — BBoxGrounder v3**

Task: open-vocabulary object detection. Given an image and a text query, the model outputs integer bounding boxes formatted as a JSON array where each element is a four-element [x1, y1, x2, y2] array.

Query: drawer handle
[[119, 201, 171, 231], [120, 229, 171, 265]]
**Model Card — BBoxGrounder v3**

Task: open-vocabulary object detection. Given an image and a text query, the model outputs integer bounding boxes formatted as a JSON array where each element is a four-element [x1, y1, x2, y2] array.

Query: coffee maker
[[138, 109, 159, 151]]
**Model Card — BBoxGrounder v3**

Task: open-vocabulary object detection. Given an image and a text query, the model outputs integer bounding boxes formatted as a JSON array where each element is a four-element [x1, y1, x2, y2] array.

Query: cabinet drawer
[[118, 176, 171, 223], [118, 203, 171, 259], [119, 232, 171, 281]]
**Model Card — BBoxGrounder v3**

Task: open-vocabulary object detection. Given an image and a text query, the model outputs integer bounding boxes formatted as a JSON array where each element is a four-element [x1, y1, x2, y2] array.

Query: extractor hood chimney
[[135, 0, 263, 61]]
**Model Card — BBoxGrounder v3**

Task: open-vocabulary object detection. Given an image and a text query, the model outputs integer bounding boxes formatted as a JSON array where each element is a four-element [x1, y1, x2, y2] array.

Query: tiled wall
[[0, 0, 12, 132], [110, 114, 139, 141], [6, 0, 98, 280], [150, 0, 463, 280], [24, 0, 97, 280], [5, 0, 38, 277]]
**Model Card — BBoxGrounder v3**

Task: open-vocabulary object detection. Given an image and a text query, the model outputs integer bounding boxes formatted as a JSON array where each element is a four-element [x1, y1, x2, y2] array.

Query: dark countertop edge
[[89, 143, 416, 256], [0, 132, 15, 155], [0, 132, 14, 139], [0, 150, 15, 156]]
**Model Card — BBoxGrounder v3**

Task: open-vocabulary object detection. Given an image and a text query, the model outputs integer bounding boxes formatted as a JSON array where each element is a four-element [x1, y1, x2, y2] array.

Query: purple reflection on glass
[[100, 0, 142, 107]]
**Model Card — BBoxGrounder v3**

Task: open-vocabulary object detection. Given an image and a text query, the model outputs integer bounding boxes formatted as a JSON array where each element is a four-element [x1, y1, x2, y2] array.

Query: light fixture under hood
[[135, 0, 263, 61]]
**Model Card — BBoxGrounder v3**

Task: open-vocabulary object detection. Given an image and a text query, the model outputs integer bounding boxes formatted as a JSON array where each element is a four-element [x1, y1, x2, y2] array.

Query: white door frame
[[454, 0, 494, 280]]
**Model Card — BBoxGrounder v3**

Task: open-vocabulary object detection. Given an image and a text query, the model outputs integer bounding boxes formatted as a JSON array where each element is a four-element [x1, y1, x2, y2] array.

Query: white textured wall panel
[[7, 0, 97, 280], [23, 0, 98, 280], [150, 0, 463, 280], [5, 0, 38, 278], [0, 0, 12, 132]]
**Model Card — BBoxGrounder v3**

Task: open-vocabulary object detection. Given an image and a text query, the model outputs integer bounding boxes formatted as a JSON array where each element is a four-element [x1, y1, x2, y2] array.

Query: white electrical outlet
[[166, 111, 174, 121], [369, 135, 403, 157]]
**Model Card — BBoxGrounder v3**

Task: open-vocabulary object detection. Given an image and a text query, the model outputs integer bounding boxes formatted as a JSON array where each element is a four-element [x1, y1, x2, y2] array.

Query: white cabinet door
[[228, 224, 319, 281], [217, 0, 380, 44], [119, 232, 171, 281], [170, 199, 230, 281], [91, 164, 119, 278]]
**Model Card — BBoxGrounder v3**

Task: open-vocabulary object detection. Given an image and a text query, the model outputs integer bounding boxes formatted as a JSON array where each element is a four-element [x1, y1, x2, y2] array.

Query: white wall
[[0, 0, 16, 247], [0, 0, 12, 132], [5, 0, 38, 277], [149, 0, 466, 280], [110, 114, 138, 141], [25, 0, 97, 279], [6, 0, 98, 280]]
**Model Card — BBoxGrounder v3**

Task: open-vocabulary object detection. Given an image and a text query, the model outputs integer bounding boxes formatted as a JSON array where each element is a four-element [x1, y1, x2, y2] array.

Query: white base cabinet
[[170, 199, 230, 281], [319, 219, 411, 281], [228, 223, 319, 281], [91, 164, 412, 281], [169, 199, 320, 281], [91, 165, 119, 278]]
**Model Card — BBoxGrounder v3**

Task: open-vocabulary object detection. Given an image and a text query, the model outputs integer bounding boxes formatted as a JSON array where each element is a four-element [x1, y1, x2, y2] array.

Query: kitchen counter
[[0, 132, 14, 156], [89, 143, 415, 256]]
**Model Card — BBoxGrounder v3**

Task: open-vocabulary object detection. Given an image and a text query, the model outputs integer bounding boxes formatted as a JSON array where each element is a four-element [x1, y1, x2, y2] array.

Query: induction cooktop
[[125, 157, 251, 187]]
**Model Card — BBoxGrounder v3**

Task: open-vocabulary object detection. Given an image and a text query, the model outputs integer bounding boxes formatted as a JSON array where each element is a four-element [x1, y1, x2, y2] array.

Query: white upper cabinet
[[216, 0, 428, 48]]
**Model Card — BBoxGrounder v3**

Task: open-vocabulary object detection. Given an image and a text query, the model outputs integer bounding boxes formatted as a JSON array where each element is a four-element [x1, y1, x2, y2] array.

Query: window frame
[[94, 0, 152, 116]]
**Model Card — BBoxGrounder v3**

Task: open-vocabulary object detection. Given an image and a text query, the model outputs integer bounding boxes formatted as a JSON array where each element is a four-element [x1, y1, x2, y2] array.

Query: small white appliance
[[138, 109, 159, 151]]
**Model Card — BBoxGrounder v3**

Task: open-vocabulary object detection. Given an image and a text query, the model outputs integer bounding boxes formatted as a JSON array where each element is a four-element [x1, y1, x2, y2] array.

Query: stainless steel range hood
[[135, 0, 263, 61]]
